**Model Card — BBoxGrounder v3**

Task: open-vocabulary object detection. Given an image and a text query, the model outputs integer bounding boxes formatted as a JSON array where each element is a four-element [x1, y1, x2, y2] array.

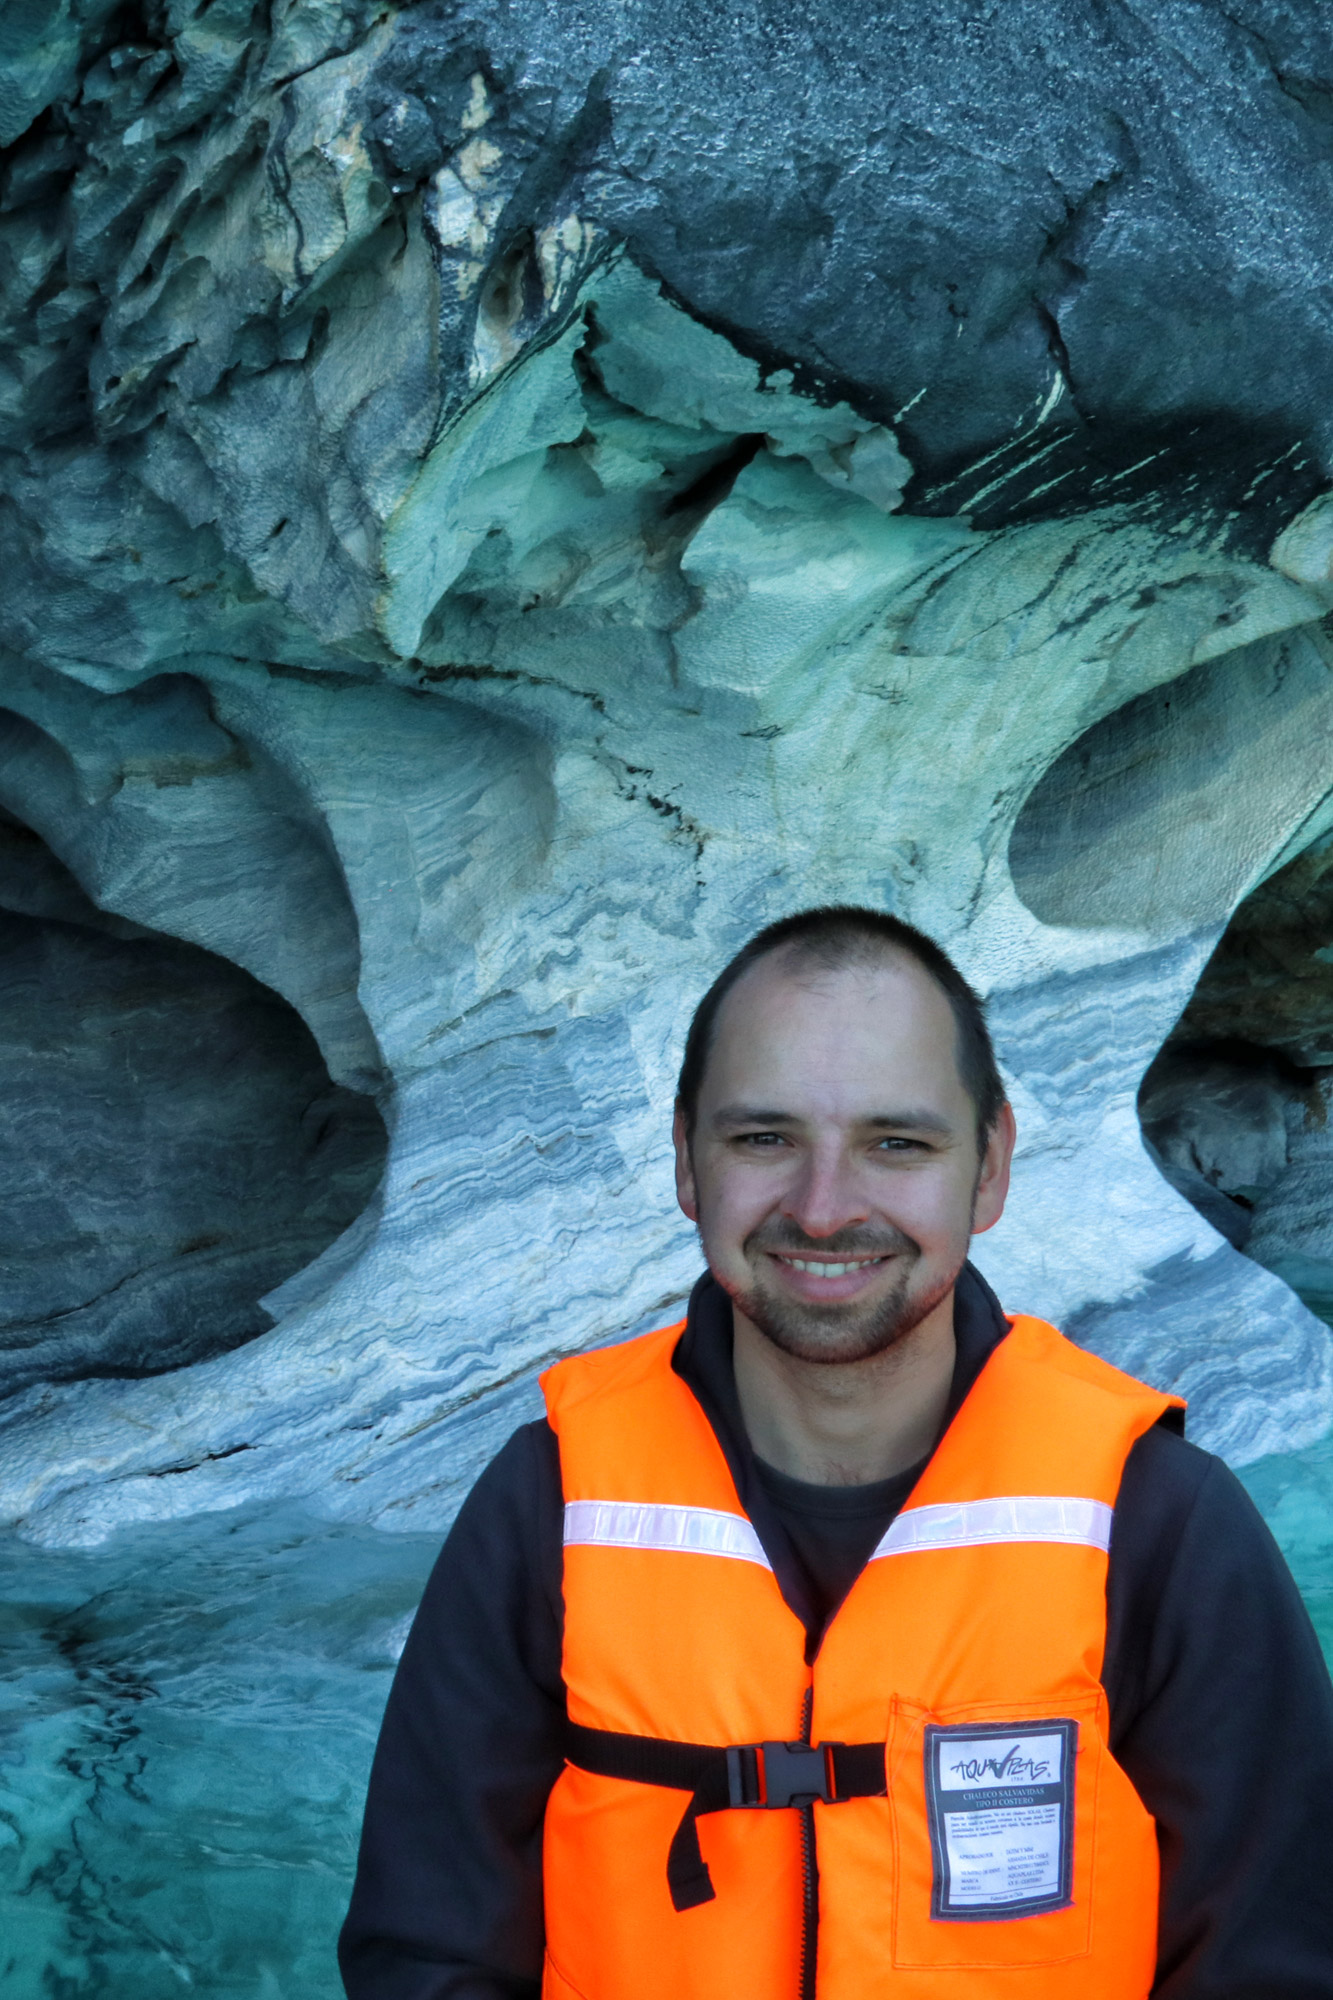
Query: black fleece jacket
[[340, 1265, 1333, 2000]]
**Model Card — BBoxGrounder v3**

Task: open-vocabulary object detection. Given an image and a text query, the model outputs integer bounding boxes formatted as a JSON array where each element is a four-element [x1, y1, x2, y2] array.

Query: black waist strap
[[565, 1722, 886, 1912]]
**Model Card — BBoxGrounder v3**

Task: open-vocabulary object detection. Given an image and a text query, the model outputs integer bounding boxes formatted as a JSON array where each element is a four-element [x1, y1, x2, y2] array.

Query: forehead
[[704, 948, 967, 1105]]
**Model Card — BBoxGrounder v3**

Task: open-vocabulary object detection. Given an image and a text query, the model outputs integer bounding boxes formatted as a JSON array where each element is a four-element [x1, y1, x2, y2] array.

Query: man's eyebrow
[[862, 1111, 954, 1136], [710, 1104, 955, 1135]]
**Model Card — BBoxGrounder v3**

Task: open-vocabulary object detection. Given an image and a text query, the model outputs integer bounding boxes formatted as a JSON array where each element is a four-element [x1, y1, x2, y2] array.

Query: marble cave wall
[[6, 0, 1333, 1546]]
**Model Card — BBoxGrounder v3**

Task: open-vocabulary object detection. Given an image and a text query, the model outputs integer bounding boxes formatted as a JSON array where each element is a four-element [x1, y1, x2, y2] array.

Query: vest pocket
[[888, 1694, 1103, 1969]]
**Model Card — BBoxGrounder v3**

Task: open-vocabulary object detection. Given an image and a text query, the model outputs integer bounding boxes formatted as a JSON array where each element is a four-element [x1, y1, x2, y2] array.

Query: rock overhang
[[4, 0, 1333, 1540]]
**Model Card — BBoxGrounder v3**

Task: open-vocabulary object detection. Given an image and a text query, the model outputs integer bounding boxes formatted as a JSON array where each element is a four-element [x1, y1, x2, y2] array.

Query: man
[[340, 906, 1333, 1999]]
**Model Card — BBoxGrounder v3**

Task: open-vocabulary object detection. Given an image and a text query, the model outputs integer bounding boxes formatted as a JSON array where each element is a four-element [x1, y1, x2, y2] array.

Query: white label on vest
[[924, 1719, 1077, 1921]]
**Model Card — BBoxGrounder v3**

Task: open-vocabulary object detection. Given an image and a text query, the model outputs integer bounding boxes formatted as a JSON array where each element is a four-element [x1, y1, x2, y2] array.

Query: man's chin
[[727, 1267, 957, 1366]]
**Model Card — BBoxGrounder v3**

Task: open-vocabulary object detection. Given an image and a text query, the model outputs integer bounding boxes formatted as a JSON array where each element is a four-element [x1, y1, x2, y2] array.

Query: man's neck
[[730, 1291, 957, 1486]]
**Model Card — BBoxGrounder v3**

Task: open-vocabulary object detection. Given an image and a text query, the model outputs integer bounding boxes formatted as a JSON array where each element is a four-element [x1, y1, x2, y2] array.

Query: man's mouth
[[772, 1254, 891, 1277]]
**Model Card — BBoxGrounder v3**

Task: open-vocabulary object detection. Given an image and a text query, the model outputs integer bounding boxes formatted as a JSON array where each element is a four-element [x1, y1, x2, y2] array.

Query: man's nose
[[780, 1143, 871, 1238]]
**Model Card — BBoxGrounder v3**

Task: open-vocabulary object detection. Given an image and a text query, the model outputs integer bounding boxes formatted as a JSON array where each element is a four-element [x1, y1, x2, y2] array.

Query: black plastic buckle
[[726, 1740, 839, 1809]]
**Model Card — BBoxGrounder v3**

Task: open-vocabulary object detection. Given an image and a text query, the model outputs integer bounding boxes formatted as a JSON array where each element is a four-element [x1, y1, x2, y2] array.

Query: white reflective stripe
[[870, 1495, 1113, 1560], [563, 1500, 772, 1569]]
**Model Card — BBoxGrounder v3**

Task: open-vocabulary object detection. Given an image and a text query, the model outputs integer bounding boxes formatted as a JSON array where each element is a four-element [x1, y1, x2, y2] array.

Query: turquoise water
[[2, 1450, 1331, 1999], [0, 1509, 439, 1999], [1237, 1432, 1333, 1659]]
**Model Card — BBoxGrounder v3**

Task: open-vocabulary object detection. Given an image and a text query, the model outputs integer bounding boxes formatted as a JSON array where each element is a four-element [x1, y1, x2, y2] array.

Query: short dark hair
[[676, 905, 1006, 1143]]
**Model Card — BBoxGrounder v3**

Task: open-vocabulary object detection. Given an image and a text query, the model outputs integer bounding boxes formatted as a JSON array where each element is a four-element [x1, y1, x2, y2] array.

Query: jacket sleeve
[[338, 1419, 567, 2000], [1105, 1428, 1333, 2000]]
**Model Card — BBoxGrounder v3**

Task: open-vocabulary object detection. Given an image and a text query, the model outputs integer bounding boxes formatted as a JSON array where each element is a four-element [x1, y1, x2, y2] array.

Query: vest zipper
[[797, 1685, 818, 2000]]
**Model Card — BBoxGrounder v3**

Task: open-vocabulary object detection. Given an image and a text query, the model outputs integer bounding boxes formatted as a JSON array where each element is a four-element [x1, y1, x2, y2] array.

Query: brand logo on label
[[946, 1744, 1053, 1786]]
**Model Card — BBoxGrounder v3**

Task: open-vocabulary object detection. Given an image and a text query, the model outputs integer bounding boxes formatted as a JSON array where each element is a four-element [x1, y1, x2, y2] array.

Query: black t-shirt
[[754, 1453, 923, 1632], [339, 1264, 1333, 2000]]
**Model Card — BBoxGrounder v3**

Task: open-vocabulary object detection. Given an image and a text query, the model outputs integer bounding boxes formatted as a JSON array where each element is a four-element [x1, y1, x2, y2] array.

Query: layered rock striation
[[4, 0, 1333, 1542]]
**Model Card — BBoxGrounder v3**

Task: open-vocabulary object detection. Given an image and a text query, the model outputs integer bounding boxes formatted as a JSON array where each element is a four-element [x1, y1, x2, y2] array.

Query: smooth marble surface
[[3, 3, 1333, 1544]]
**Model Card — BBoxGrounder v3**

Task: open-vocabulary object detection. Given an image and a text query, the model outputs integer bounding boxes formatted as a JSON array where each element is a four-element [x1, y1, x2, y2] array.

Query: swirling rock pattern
[[4, 1, 1333, 1543]]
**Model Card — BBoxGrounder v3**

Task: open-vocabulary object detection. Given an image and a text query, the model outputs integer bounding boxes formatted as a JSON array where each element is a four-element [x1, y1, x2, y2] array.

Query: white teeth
[[782, 1257, 882, 1276]]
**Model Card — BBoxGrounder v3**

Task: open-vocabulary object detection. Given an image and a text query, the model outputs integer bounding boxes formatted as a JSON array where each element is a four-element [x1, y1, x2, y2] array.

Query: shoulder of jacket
[[1004, 1312, 1183, 1411], [541, 1318, 687, 1420]]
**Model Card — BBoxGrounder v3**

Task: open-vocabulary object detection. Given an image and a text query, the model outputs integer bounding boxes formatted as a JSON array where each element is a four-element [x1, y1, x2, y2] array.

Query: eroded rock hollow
[[0, 799, 388, 1395], [5, 0, 1333, 1550]]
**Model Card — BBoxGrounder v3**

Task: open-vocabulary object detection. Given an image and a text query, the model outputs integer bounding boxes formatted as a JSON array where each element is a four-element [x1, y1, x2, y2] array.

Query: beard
[[718, 1219, 965, 1365]]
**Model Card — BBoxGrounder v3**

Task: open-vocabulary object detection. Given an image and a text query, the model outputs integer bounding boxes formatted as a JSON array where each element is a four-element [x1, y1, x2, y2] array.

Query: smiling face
[[673, 946, 1014, 1365]]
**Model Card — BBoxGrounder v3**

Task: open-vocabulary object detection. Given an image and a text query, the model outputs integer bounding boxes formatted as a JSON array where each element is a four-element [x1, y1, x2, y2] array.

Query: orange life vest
[[540, 1311, 1182, 2000]]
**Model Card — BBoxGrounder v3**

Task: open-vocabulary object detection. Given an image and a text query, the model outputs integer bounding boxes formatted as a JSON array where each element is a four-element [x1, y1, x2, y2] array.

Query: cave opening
[[0, 803, 389, 1397], [1005, 606, 1333, 1334], [1138, 831, 1333, 1329]]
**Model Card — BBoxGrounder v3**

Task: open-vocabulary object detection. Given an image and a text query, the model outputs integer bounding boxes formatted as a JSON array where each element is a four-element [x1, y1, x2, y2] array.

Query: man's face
[[673, 949, 1014, 1365]]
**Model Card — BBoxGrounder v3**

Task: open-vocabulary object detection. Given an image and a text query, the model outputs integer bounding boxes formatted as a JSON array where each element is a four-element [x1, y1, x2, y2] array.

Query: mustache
[[745, 1220, 920, 1259]]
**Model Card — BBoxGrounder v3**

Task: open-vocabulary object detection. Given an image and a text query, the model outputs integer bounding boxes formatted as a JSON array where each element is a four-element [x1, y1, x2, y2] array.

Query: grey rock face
[[5, 2, 1333, 1540], [5, 0, 1333, 640]]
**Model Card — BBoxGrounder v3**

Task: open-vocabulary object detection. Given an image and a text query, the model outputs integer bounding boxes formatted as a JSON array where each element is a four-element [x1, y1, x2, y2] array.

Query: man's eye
[[876, 1135, 924, 1152], [738, 1132, 786, 1148]]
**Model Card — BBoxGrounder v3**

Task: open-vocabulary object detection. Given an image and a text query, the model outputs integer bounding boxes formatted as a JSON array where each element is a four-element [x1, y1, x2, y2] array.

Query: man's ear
[[672, 1105, 699, 1222], [971, 1100, 1016, 1235]]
